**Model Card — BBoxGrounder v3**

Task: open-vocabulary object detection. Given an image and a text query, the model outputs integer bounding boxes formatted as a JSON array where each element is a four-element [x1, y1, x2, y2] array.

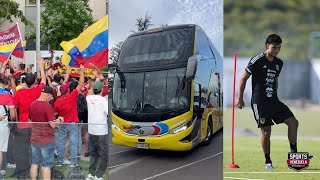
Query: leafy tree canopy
[[38, 0, 94, 49], [0, 0, 33, 28]]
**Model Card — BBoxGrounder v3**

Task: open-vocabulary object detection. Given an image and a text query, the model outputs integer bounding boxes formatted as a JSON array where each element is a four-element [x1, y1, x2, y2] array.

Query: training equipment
[[228, 52, 240, 169]]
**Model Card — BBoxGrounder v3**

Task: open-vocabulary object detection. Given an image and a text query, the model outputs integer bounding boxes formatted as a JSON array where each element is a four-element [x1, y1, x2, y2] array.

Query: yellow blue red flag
[[0, 42, 18, 62], [0, 23, 24, 59], [60, 15, 108, 69]]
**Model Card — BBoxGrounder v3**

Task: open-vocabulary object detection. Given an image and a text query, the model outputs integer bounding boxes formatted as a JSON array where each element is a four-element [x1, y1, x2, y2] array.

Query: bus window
[[196, 30, 214, 61]]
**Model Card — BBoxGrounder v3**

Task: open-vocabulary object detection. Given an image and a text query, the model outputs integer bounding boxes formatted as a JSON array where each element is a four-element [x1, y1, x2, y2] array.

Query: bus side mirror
[[193, 83, 203, 115], [186, 56, 198, 80], [200, 55, 208, 61]]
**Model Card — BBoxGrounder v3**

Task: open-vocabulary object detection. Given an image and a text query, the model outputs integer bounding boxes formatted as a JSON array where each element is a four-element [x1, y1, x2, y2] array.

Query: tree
[[38, 0, 94, 49], [133, 11, 153, 32], [109, 41, 123, 64], [0, 0, 32, 28]]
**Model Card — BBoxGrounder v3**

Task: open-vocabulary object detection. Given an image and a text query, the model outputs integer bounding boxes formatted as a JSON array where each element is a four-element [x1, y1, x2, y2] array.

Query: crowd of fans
[[0, 58, 108, 180]]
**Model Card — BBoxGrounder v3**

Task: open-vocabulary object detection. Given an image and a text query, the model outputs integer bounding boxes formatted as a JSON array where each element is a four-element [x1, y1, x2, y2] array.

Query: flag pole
[[5, 41, 19, 62], [228, 52, 240, 169], [16, 22, 25, 63], [36, 0, 41, 69]]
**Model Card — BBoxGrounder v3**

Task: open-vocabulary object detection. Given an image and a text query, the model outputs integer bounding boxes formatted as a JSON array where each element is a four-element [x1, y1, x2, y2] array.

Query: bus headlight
[[170, 124, 188, 134], [169, 118, 195, 134], [112, 123, 121, 131]]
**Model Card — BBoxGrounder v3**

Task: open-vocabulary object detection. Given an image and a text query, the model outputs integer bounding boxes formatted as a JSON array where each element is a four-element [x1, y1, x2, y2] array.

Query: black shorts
[[251, 100, 294, 128]]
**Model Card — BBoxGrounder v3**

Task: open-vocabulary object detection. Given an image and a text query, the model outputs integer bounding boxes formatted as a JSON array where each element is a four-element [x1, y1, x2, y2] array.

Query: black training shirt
[[245, 52, 283, 103]]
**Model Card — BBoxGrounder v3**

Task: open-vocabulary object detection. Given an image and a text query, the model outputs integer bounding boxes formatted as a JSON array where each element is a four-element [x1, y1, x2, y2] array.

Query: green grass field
[[224, 108, 320, 180]]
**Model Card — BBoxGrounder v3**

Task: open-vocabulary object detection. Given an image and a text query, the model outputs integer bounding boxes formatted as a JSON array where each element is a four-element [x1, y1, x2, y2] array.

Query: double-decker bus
[[111, 24, 223, 151]]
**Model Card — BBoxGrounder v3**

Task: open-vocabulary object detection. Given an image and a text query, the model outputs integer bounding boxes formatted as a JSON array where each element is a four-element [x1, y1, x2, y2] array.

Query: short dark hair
[[93, 89, 102, 95], [69, 81, 78, 92], [19, 63, 26, 70], [25, 73, 36, 87], [53, 74, 62, 83], [265, 34, 282, 48]]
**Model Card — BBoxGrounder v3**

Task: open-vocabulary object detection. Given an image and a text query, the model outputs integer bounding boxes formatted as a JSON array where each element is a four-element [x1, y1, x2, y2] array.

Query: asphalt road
[[108, 129, 223, 180]]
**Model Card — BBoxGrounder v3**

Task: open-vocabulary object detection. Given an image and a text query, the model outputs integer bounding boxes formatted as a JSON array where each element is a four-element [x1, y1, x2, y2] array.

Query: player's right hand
[[236, 98, 245, 109]]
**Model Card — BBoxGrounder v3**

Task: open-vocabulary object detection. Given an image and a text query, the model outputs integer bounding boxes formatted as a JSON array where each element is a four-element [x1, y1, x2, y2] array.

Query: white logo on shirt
[[263, 65, 267, 68]]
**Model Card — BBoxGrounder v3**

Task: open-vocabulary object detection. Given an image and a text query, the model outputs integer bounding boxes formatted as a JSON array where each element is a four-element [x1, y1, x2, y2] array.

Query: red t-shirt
[[102, 85, 108, 96], [14, 83, 45, 129], [54, 90, 79, 123], [29, 100, 56, 144]]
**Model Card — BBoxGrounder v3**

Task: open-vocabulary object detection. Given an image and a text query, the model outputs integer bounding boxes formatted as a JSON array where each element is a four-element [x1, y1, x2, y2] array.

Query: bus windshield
[[118, 28, 194, 67], [113, 67, 190, 115]]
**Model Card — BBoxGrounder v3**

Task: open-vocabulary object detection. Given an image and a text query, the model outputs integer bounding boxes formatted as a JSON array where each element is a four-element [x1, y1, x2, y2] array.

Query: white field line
[[224, 172, 320, 174], [224, 177, 267, 180]]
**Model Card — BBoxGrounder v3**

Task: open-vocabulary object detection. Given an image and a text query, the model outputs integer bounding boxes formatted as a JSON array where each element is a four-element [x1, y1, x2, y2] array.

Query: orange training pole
[[228, 52, 240, 168]]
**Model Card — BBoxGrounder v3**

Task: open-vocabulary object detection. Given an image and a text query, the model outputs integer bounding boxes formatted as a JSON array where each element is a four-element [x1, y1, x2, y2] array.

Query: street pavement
[[108, 130, 223, 180]]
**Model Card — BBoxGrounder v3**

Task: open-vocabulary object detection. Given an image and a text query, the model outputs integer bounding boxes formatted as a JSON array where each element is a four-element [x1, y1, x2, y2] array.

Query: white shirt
[[86, 95, 108, 135], [0, 105, 13, 127]]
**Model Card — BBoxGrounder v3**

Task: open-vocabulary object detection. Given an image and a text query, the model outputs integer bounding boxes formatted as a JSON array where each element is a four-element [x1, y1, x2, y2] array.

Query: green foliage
[[0, 0, 33, 27], [224, 0, 320, 60], [40, 0, 94, 49]]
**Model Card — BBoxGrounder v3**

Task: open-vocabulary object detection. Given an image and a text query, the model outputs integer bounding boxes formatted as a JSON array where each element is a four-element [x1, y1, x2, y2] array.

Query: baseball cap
[[92, 81, 103, 92], [59, 82, 70, 94], [42, 86, 54, 96], [25, 73, 36, 86]]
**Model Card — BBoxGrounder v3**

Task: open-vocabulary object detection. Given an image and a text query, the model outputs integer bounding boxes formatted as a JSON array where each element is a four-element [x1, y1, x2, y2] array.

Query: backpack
[[51, 167, 65, 179], [77, 94, 87, 113], [67, 166, 85, 180], [2, 105, 10, 121]]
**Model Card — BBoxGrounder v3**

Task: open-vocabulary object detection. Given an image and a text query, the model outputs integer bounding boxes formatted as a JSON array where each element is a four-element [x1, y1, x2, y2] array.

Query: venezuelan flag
[[0, 88, 14, 105], [0, 42, 18, 62], [60, 15, 108, 69], [12, 41, 24, 58], [11, 24, 24, 59]]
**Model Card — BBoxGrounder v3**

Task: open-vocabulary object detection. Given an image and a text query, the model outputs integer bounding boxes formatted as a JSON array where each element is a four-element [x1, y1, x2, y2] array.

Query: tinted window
[[118, 28, 194, 67], [196, 31, 215, 60]]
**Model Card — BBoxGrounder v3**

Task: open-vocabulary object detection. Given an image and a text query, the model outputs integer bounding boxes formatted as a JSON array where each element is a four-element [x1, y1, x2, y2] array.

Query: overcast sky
[[109, 0, 223, 55]]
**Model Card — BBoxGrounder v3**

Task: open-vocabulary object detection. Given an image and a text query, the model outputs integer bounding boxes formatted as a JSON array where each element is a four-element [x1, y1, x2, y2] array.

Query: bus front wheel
[[202, 118, 213, 146]]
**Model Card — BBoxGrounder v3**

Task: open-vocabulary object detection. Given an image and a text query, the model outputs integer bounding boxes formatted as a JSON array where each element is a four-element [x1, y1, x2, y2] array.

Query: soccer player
[[236, 34, 308, 169]]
